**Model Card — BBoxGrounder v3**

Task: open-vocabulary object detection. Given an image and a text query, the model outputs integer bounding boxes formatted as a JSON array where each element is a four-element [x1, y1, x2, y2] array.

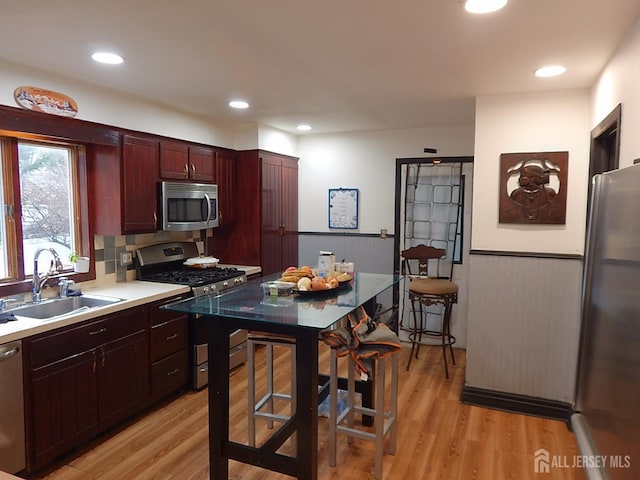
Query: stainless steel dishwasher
[[0, 340, 26, 474]]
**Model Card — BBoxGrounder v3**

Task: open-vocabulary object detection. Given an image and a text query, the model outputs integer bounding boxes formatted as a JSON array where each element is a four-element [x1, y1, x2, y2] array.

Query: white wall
[[297, 125, 475, 234], [472, 90, 591, 255], [591, 15, 640, 166], [465, 17, 640, 404], [0, 59, 237, 148], [466, 90, 590, 403], [258, 125, 298, 157]]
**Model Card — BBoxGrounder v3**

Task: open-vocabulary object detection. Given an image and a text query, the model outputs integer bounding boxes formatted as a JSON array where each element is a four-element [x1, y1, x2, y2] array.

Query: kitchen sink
[[10, 294, 124, 320]]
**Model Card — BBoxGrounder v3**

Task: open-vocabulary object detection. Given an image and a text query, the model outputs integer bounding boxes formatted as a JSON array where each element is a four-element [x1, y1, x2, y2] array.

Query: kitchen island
[[163, 271, 400, 480]]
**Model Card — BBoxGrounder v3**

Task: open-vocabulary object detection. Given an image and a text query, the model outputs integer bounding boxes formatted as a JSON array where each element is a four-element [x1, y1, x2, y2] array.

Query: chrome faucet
[[32, 247, 64, 303]]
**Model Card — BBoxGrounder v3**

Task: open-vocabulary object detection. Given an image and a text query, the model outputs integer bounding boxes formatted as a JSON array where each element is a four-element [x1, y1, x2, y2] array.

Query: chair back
[[401, 244, 447, 278]]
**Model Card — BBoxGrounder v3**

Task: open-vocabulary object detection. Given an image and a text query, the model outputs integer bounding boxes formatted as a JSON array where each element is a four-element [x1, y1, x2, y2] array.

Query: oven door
[[191, 314, 247, 390], [160, 181, 219, 231]]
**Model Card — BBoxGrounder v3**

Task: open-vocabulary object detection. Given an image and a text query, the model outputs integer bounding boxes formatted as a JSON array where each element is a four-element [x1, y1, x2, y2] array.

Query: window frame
[[0, 133, 92, 297]]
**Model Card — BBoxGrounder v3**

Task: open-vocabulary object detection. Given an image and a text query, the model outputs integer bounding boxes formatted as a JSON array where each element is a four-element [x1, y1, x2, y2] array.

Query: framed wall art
[[498, 151, 568, 225], [14, 86, 78, 117], [329, 188, 359, 229]]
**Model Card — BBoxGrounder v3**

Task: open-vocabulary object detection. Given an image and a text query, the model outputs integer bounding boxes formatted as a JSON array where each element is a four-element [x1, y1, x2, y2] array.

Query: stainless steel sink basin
[[10, 294, 123, 320]]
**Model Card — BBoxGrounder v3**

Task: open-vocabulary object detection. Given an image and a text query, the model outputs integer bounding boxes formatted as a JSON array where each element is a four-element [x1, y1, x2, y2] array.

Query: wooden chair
[[401, 244, 458, 378]]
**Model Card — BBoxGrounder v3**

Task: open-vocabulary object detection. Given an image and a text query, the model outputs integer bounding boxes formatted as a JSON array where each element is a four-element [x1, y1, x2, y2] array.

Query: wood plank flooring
[[28, 343, 586, 480]]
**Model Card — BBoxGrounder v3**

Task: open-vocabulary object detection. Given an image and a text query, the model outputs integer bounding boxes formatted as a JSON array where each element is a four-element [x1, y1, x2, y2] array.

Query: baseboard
[[460, 386, 574, 427]]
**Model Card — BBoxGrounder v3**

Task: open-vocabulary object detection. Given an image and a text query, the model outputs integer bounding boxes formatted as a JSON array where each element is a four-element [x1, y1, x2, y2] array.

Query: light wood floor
[[29, 343, 586, 480]]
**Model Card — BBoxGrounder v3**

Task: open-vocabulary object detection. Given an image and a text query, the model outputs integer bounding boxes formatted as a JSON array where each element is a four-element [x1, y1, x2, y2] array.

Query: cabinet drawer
[[151, 348, 188, 402], [150, 316, 188, 362], [28, 306, 148, 369], [149, 295, 189, 326]]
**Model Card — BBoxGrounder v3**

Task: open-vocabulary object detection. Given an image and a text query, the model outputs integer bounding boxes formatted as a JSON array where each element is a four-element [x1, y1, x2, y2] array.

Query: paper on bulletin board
[[329, 188, 359, 229]]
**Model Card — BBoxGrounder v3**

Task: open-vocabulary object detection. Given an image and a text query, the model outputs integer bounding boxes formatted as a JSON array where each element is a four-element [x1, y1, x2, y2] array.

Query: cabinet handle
[[184, 163, 189, 178], [219, 210, 223, 221], [153, 211, 157, 224], [167, 368, 179, 376], [191, 164, 196, 175], [92, 350, 97, 373], [0, 347, 19, 362], [89, 327, 107, 336], [100, 346, 105, 368], [166, 333, 179, 341]]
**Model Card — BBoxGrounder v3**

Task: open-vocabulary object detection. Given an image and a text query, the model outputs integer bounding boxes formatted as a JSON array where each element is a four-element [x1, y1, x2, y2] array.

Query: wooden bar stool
[[401, 244, 458, 378], [327, 347, 399, 480], [247, 332, 296, 447]]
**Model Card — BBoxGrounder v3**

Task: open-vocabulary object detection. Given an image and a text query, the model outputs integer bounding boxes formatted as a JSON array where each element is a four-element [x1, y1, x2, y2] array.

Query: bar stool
[[247, 332, 296, 447], [327, 346, 399, 480], [401, 244, 458, 378]]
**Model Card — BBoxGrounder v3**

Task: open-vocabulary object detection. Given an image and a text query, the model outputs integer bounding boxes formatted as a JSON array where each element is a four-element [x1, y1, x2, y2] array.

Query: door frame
[[392, 156, 474, 308]]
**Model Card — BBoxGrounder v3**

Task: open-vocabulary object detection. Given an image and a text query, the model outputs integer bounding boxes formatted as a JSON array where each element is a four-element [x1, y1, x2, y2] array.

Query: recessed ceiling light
[[228, 100, 249, 109], [296, 124, 312, 131], [464, 0, 508, 14], [534, 65, 567, 78], [91, 52, 124, 65]]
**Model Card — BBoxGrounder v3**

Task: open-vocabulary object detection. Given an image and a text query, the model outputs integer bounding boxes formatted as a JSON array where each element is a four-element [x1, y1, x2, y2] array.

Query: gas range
[[135, 241, 247, 296], [135, 241, 249, 390]]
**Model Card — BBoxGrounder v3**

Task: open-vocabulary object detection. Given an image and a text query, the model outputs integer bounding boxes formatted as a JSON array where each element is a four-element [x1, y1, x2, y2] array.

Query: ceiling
[[1, 0, 639, 135]]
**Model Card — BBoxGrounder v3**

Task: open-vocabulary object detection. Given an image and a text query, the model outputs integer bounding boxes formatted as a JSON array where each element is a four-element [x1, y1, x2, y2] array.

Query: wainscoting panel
[[465, 253, 583, 404], [298, 233, 395, 308], [298, 233, 395, 274]]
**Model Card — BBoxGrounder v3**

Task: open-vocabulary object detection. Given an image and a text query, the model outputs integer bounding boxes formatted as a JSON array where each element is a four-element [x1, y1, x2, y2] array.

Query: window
[[401, 162, 465, 267], [0, 136, 86, 287]]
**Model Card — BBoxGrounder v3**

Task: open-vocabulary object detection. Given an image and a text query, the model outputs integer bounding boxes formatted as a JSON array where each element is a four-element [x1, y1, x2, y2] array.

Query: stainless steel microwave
[[159, 181, 219, 231]]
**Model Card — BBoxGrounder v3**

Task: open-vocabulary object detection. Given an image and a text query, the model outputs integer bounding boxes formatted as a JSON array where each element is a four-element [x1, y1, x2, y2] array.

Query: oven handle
[[204, 193, 213, 224]]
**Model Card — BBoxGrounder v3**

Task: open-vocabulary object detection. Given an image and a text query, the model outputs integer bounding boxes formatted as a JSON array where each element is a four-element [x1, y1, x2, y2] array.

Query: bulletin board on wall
[[328, 188, 359, 229]]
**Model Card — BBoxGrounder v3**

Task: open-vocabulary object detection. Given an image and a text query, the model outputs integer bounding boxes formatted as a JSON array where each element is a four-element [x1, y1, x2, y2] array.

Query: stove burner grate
[[140, 267, 242, 287]]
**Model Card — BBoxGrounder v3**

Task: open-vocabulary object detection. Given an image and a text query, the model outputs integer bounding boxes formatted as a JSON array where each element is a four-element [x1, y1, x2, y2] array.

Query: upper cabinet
[[215, 149, 236, 227], [89, 134, 159, 235], [160, 141, 214, 183], [212, 150, 297, 274], [122, 135, 161, 232]]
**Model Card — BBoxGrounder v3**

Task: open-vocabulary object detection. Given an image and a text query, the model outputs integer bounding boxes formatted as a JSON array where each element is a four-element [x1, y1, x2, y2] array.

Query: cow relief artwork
[[499, 151, 568, 224]]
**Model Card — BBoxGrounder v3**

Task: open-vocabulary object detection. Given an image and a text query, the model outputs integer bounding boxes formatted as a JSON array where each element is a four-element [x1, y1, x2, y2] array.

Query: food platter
[[294, 281, 352, 297], [183, 256, 219, 269]]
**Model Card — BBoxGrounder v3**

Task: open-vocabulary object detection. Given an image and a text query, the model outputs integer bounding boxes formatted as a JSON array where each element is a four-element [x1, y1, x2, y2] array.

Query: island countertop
[[164, 271, 400, 480], [163, 272, 400, 331]]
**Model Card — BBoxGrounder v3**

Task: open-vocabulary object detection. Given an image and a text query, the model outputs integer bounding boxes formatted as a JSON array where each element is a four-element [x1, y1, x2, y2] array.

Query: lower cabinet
[[23, 306, 149, 472], [148, 295, 189, 403]]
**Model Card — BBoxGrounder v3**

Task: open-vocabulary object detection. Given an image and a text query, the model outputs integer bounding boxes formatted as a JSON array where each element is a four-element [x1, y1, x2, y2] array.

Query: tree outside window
[[0, 139, 78, 281], [19, 143, 75, 276]]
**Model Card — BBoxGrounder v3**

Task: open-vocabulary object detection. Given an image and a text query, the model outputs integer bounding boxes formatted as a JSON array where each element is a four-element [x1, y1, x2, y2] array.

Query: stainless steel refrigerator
[[573, 163, 640, 480]]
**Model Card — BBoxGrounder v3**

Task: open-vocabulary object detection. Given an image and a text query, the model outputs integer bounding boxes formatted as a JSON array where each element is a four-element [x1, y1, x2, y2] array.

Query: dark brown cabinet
[[122, 135, 160, 232], [214, 149, 298, 275], [90, 134, 159, 234], [160, 141, 214, 182], [215, 149, 236, 226], [23, 306, 149, 471], [148, 295, 189, 403]]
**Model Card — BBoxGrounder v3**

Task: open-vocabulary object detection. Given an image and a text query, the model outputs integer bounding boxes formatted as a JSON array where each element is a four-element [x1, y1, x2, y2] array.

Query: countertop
[[0, 264, 261, 344], [0, 281, 190, 344], [218, 264, 262, 277]]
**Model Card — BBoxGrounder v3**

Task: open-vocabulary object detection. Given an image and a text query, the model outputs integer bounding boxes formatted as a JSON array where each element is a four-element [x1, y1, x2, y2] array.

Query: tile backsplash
[[93, 230, 207, 285]]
